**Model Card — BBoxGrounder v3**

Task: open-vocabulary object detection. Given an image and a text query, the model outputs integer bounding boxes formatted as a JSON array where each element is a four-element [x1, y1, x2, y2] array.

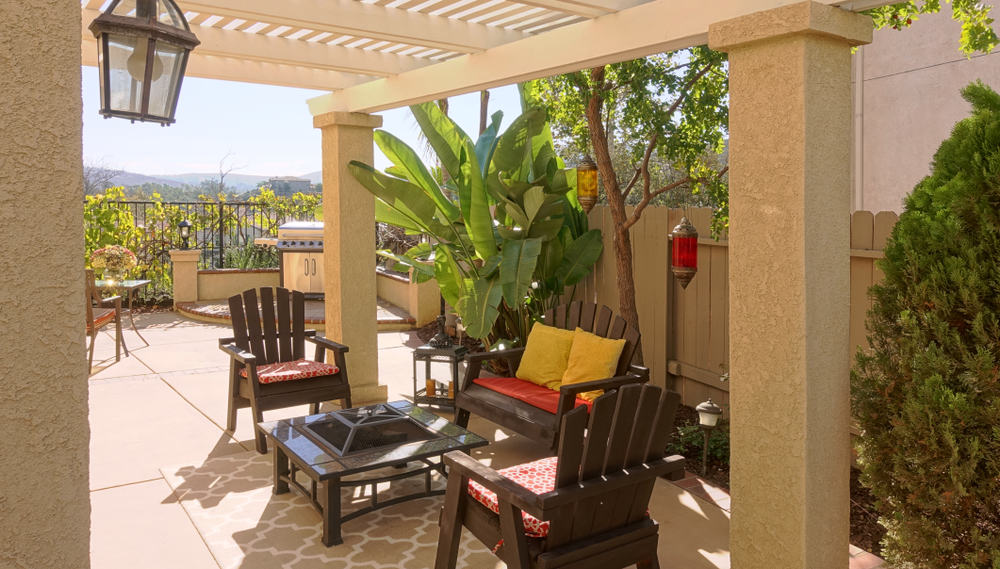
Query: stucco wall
[[855, 10, 1000, 212], [0, 1, 90, 567], [197, 269, 279, 301]]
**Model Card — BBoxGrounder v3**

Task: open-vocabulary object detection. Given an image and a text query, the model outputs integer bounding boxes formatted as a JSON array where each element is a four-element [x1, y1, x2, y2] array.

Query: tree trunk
[[479, 90, 490, 134], [584, 67, 642, 351]]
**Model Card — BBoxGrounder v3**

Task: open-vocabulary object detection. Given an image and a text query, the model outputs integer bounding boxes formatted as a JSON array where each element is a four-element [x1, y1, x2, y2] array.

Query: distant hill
[[88, 168, 322, 193]]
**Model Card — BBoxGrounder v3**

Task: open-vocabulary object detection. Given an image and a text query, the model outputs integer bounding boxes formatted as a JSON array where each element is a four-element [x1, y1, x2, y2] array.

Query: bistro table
[[94, 278, 152, 350]]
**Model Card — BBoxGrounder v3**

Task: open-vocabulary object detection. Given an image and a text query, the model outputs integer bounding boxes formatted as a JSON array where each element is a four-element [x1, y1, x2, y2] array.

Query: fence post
[[217, 203, 225, 268]]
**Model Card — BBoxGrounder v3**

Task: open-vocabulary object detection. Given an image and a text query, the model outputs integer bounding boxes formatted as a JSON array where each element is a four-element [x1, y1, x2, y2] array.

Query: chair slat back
[[540, 302, 641, 377], [84, 269, 97, 325], [546, 384, 678, 549], [227, 287, 306, 364]]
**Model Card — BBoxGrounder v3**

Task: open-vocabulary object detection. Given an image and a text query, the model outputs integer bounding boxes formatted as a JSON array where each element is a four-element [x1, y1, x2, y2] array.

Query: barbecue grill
[[276, 221, 324, 298]]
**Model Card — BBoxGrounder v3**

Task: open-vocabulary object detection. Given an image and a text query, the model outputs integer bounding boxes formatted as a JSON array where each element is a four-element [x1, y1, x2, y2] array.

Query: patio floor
[[85, 311, 882, 569]]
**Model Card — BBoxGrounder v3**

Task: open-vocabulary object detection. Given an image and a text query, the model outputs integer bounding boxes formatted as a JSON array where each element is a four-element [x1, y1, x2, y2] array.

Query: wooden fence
[[578, 206, 900, 413]]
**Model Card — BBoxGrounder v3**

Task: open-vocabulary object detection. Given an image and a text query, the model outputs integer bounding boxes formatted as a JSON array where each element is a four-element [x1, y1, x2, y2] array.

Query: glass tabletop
[[94, 279, 152, 290]]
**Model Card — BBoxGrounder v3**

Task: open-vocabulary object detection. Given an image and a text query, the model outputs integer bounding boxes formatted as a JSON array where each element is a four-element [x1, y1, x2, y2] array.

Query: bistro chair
[[219, 287, 352, 453], [435, 383, 683, 569], [86, 269, 123, 371]]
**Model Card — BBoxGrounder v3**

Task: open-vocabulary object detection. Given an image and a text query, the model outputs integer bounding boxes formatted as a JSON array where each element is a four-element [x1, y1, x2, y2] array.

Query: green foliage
[[665, 423, 730, 467], [349, 103, 602, 346], [867, 1, 998, 55], [852, 81, 1000, 568], [524, 48, 730, 234], [223, 244, 278, 269]]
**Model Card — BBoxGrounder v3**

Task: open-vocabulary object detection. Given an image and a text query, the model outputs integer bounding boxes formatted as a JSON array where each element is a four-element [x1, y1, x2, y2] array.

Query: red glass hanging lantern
[[671, 216, 698, 289]]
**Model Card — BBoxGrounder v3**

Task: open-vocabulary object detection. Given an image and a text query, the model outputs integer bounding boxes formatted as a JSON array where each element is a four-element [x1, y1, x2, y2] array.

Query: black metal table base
[[272, 446, 447, 546]]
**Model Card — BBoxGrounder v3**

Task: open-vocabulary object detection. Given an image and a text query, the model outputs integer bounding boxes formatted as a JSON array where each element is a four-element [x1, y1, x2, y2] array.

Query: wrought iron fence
[[84, 200, 316, 301]]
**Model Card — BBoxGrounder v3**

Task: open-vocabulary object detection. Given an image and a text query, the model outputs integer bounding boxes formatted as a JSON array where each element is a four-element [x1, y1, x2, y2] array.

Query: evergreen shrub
[[852, 81, 1000, 568]]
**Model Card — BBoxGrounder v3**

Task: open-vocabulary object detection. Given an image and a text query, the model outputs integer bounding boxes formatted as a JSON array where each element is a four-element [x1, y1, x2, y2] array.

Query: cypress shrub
[[853, 81, 1000, 568]]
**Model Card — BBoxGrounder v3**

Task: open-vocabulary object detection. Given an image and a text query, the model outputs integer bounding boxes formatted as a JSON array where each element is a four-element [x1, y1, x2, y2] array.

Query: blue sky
[[81, 65, 523, 177]]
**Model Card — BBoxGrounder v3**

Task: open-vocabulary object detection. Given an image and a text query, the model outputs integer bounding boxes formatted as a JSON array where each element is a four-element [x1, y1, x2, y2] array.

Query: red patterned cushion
[[468, 456, 558, 538], [472, 377, 591, 415], [241, 359, 339, 384], [87, 308, 115, 332]]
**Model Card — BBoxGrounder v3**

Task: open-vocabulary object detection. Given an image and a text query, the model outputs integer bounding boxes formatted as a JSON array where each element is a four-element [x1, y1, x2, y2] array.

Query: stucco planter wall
[[376, 268, 440, 327], [197, 268, 280, 301]]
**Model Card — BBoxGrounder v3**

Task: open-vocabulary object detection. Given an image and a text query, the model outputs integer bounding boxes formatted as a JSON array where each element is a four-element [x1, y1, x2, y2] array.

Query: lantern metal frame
[[576, 155, 598, 213], [178, 219, 192, 249], [89, 0, 200, 125], [695, 397, 723, 476]]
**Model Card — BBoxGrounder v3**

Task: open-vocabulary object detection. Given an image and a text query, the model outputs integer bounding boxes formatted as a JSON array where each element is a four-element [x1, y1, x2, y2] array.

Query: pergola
[[4, 0, 892, 567]]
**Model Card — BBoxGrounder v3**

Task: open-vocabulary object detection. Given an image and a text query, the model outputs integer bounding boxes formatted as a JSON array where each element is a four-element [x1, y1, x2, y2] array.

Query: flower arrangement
[[91, 245, 137, 280]]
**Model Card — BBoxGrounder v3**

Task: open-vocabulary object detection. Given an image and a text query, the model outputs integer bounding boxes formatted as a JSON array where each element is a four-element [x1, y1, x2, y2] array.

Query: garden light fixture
[[696, 397, 723, 476], [576, 156, 598, 213], [89, 0, 200, 125], [670, 216, 698, 289], [178, 219, 192, 249]]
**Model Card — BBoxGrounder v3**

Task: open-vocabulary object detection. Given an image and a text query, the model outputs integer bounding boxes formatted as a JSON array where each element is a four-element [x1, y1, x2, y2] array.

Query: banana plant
[[349, 103, 602, 346]]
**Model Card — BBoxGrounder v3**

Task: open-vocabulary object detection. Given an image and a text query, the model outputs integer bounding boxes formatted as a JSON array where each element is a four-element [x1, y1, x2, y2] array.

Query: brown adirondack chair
[[219, 287, 352, 453], [455, 301, 648, 450], [86, 269, 123, 370], [436, 383, 684, 569]]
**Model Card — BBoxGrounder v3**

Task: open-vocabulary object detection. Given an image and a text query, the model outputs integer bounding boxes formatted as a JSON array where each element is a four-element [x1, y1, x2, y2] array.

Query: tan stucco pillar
[[314, 112, 388, 404], [0, 1, 89, 567], [169, 249, 202, 305], [709, 3, 871, 568]]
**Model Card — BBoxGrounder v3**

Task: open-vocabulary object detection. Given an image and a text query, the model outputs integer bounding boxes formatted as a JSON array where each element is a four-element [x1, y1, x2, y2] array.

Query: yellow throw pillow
[[561, 328, 626, 401], [515, 322, 575, 389]]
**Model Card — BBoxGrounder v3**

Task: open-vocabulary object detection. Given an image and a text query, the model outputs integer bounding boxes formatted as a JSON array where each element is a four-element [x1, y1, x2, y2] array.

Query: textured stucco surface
[[0, 1, 90, 568], [710, 3, 870, 568], [855, 10, 1000, 212], [196, 269, 279, 301], [315, 112, 388, 404], [169, 249, 202, 304]]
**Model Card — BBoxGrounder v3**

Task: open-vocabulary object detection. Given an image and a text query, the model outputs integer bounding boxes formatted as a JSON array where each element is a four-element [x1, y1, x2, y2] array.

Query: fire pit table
[[259, 401, 488, 546]]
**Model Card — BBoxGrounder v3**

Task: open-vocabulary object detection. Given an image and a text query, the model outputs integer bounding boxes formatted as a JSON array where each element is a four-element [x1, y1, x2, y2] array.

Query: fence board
[[850, 211, 875, 356]]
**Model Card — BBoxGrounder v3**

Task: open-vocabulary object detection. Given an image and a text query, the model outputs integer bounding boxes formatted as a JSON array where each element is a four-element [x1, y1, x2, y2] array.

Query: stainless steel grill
[[276, 221, 324, 298]]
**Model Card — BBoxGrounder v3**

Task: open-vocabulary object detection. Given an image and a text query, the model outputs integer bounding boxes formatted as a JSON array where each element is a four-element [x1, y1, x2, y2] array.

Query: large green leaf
[[349, 162, 436, 229], [492, 108, 547, 178], [409, 102, 471, 192], [463, 148, 496, 260], [558, 230, 604, 286], [433, 245, 465, 309], [500, 238, 542, 305], [522, 186, 545, 225], [458, 277, 503, 339], [474, 111, 503, 177], [375, 130, 460, 222]]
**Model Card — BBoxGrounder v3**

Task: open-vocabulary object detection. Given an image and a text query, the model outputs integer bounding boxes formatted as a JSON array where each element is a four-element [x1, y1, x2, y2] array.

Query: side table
[[412, 344, 468, 408], [95, 278, 152, 350]]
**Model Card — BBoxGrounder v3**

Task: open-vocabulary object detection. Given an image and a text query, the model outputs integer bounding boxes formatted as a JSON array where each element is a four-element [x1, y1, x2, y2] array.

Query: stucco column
[[708, 3, 871, 568], [0, 1, 89, 567], [169, 249, 202, 305], [314, 112, 388, 404]]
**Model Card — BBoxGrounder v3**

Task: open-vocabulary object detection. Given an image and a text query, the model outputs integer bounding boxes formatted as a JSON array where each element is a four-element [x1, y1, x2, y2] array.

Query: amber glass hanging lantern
[[576, 156, 598, 213], [89, 0, 200, 125], [671, 216, 698, 288]]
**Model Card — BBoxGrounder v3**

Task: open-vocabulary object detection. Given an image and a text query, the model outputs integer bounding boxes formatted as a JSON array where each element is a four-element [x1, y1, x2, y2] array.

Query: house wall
[[0, 1, 90, 567], [854, 10, 1000, 212]]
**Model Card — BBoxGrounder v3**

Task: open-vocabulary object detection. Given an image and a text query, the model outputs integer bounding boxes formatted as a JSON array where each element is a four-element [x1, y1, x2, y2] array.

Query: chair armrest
[[305, 335, 349, 353], [442, 451, 545, 518], [219, 342, 256, 365], [557, 372, 649, 397], [461, 347, 526, 391]]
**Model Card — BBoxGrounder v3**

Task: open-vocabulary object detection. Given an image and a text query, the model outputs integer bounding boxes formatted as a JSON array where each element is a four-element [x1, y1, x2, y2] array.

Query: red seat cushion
[[468, 456, 558, 538], [241, 359, 339, 384], [472, 377, 591, 415], [87, 308, 115, 332]]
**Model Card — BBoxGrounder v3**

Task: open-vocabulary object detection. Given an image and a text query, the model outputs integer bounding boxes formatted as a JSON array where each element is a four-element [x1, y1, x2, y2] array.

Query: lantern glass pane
[[106, 34, 145, 115], [155, 0, 187, 28], [110, 0, 139, 17], [672, 236, 697, 269], [577, 169, 597, 199], [147, 42, 185, 120]]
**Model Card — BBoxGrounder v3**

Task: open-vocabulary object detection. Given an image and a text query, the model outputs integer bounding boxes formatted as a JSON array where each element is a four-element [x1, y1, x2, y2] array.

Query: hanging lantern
[[89, 0, 200, 125], [576, 156, 598, 213], [671, 216, 698, 289]]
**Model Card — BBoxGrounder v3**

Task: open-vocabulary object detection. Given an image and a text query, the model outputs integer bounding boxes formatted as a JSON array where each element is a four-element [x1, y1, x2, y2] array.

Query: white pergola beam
[[81, 42, 373, 91], [513, 0, 647, 18], [309, 0, 898, 114], [82, 8, 426, 78], [176, 0, 525, 54]]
